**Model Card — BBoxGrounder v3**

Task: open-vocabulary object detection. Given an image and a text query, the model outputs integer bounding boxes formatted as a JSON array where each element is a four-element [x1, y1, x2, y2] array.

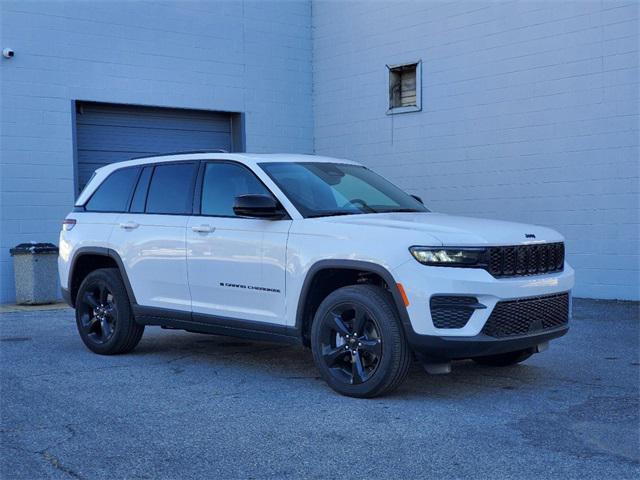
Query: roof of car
[[97, 152, 361, 172]]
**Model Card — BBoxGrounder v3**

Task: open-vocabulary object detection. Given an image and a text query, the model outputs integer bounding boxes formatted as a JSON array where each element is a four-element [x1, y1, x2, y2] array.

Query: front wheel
[[75, 268, 144, 355], [472, 349, 533, 367], [311, 285, 411, 398]]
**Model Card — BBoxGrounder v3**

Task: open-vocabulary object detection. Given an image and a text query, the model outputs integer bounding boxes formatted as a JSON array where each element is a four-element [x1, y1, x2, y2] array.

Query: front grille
[[430, 296, 478, 329], [482, 292, 569, 338], [488, 243, 564, 278]]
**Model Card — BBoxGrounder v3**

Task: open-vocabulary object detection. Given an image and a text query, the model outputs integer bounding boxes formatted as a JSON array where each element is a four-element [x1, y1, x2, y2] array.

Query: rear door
[[110, 162, 198, 312], [186, 161, 290, 325], [79, 166, 141, 252]]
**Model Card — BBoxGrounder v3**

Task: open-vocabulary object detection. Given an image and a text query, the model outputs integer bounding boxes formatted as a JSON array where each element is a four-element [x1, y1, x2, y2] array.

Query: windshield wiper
[[378, 208, 425, 213], [356, 201, 377, 213], [307, 211, 363, 218], [308, 208, 424, 218]]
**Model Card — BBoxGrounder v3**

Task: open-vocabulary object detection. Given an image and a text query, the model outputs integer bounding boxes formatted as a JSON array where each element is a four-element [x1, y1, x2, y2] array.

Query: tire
[[75, 268, 144, 355], [472, 349, 533, 367], [311, 284, 411, 398]]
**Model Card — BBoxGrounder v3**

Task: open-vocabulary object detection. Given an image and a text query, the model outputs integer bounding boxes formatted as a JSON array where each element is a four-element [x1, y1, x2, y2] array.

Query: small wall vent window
[[387, 61, 421, 114]]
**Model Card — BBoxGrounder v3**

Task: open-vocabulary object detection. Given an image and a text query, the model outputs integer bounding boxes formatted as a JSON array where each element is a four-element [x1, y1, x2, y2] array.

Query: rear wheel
[[311, 285, 411, 398], [75, 268, 144, 355], [472, 349, 533, 367]]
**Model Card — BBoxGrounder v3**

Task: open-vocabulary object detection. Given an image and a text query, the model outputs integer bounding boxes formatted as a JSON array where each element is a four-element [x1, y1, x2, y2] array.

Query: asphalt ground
[[1, 298, 638, 479]]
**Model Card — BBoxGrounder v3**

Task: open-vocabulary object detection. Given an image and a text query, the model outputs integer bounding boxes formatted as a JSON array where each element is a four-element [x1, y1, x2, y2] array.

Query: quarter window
[[145, 163, 197, 215], [201, 163, 272, 217], [85, 167, 140, 212]]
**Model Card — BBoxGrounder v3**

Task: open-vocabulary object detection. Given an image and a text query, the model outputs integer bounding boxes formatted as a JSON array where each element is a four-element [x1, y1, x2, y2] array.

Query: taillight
[[62, 219, 76, 231]]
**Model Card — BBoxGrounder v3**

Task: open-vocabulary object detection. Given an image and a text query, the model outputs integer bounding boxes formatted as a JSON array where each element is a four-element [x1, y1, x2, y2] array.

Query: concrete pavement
[[1, 298, 638, 479]]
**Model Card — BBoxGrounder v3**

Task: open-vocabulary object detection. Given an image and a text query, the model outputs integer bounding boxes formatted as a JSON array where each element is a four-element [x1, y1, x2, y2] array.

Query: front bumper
[[392, 260, 575, 336], [391, 259, 575, 359], [405, 324, 569, 360]]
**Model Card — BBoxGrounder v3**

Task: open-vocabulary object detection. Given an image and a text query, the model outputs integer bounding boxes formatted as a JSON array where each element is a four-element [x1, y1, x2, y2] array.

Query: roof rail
[[130, 149, 229, 160]]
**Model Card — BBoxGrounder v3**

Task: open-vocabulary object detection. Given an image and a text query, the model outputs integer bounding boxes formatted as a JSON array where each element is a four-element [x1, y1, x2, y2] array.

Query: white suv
[[59, 153, 574, 397]]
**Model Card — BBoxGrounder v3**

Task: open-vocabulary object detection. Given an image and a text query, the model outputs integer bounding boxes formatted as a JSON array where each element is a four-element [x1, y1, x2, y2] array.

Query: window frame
[[386, 60, 422, 115], [128, 165, 153, 213], [83, 166, 142, 214], [193, 160, 290, 220]]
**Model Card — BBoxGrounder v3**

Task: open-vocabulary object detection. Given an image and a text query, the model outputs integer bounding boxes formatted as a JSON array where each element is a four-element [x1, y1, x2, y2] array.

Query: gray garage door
[[75, 102, 236, 191]]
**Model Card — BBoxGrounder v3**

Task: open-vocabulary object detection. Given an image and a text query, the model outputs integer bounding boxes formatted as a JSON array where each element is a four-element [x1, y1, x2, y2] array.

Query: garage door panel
[[77, 112, 232, 133], [76, 126, 232, 149], [77, 152, 151, 167], [78, 103, 230, 119], [75, 102, 233, 191]]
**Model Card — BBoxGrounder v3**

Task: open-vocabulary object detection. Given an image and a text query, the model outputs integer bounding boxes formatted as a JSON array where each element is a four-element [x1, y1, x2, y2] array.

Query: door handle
[[192, 224, 214, 233], [119, 221, 139, 230]]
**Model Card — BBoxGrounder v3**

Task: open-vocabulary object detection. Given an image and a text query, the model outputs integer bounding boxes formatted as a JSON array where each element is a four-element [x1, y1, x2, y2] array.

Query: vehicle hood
[[318, 212, 564, 246]]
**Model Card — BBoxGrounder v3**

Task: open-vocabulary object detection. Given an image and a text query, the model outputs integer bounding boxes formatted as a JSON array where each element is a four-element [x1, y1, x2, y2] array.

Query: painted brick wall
[[1, 0, 638, 303], [0, 0, 313, 302], [313, 0, 639, 300]]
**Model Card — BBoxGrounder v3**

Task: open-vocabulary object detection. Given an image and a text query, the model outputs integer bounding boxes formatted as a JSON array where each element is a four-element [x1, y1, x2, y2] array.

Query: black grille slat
[[548, 245, 555, 270], [556, 243, 565, 269], [491, 249, 502, 275], [430, 296, 477, 329], [488, 242, 564, 278], [503, 246, 516, 275], [539, 247, 548, 273], [481, 293, 569, 338]]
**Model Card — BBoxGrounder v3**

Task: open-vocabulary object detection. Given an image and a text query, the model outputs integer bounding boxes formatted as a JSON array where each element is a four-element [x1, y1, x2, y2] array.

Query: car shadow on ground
[[127, 327, 558, 399]]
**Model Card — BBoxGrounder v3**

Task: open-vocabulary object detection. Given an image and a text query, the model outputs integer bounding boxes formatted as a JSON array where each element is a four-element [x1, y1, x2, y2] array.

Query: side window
[[201, 163, 272, 217], [130, 166, 153, 213], [146, 163, 197, 215], [85, 167, 140, 212]]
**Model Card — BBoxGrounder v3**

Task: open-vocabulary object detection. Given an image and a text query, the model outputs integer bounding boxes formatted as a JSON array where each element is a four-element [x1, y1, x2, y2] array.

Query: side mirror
[[411, 194, 424, 204], [233, 194, 285, 219]]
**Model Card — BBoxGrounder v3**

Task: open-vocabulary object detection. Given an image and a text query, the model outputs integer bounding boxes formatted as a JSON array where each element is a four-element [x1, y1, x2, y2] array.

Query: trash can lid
[[10, 242, 59, 255]]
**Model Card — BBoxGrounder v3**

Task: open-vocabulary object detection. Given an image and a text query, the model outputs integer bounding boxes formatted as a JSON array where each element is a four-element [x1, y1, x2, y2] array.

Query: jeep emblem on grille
[[525, 233, 536, 238]]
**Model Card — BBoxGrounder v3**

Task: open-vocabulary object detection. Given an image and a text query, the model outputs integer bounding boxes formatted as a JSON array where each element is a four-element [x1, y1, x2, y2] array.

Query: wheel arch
[[68, 247, 136, 308], [295, 259, 411, 346]]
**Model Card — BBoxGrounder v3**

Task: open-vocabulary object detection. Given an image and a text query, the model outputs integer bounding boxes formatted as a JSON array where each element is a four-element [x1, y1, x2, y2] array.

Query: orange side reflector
[[396, 283, 410, 307]]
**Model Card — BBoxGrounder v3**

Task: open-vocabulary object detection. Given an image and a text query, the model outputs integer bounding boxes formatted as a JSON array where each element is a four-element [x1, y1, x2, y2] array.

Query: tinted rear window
[[85, 167, 140, 212], [145, 163, 197, 214]]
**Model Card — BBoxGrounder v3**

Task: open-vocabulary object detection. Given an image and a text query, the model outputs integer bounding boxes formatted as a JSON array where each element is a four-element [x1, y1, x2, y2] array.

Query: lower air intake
[[482, 293, 569, 338], [430, 296, 478, 329]]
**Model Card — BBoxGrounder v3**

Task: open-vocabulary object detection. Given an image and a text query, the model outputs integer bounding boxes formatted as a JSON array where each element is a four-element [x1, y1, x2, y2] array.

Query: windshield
[[259, 162, 428, 218]]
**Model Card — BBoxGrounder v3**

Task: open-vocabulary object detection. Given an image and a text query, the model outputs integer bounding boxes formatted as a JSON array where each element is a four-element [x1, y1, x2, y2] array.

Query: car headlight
[[409, 247, 486, 266]]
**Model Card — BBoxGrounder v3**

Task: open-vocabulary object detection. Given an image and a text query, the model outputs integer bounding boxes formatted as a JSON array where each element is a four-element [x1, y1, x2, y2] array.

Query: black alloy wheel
[[75, 268, 144, 355], [311, 284, 411, 398], [78, 282, 117, 345], [318, 302, 383, 385]]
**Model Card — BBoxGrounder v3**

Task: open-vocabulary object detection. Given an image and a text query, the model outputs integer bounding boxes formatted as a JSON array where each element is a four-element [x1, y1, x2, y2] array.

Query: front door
[[186, 162, 290, 325]]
